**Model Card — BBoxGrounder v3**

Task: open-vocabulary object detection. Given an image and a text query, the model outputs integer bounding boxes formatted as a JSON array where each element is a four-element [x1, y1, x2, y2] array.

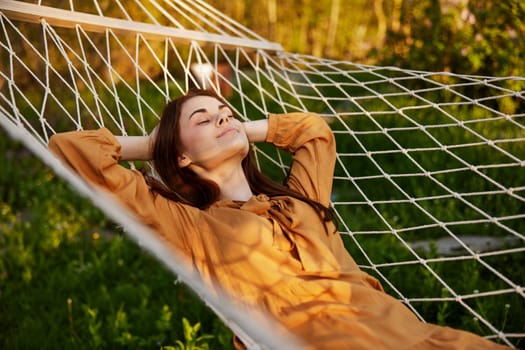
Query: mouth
[[217, 127, 238, 137]]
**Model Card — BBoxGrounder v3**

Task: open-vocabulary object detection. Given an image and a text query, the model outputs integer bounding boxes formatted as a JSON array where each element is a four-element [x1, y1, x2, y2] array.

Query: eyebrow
[[188, 104, 228, 119]]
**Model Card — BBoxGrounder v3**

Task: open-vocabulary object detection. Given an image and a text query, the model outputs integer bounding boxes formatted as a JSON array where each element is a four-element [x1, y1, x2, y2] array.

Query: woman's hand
[[115, 126, 158, 161]]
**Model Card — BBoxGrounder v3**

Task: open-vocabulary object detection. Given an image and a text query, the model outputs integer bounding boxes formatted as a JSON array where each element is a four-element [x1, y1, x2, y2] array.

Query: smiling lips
[[217, 126, 238, 138]]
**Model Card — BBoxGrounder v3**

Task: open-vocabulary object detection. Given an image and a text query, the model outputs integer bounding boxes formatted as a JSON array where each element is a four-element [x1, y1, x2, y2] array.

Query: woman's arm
[[115, 125, 157, 161], [243, 119, 269, 143], [114, 135, 153, 161]]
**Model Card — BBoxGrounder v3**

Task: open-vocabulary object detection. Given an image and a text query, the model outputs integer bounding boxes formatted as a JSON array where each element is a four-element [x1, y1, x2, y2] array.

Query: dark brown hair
[[145, 89, 334, 224]]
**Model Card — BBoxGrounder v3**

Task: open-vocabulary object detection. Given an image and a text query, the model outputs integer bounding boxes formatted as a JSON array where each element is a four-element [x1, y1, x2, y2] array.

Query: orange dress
[[49, 113, 508, 349]]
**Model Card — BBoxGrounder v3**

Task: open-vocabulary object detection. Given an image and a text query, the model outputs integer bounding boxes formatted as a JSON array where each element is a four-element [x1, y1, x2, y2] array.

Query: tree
[[375, 0, 525, 77]]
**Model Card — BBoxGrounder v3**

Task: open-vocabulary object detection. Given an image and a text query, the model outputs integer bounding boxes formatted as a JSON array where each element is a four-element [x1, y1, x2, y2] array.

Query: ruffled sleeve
[[266, 113, 336, 207]]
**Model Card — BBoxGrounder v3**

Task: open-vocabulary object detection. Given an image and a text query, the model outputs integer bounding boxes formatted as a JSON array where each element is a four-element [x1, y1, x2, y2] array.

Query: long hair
[[145, 89, 334, 224]]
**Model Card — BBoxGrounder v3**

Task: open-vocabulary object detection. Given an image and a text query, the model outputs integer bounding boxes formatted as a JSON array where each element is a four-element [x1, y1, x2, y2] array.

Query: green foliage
[[165, 318, 214, 350], [209, 0, 524, 79], [376, 0, 525, 78]]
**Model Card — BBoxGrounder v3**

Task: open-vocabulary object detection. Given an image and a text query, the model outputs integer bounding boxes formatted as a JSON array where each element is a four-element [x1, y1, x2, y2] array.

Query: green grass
[[1, 71, 524, 348]]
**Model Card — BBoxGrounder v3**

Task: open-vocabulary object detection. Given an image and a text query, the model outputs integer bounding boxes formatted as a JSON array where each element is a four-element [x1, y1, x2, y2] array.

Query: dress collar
[[211, 194, 271, 212]]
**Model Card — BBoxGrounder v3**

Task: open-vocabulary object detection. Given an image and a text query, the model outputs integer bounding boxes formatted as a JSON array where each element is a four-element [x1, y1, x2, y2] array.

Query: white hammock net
[[1, 0, 523, 348]]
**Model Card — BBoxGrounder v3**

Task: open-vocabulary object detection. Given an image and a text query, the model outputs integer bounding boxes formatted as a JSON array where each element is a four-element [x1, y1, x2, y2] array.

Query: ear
[[178, 154, 191, 168]]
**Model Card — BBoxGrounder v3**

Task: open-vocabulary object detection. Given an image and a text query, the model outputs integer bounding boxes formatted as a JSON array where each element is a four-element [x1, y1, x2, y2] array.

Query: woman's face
[[177, 95, 249, 170]]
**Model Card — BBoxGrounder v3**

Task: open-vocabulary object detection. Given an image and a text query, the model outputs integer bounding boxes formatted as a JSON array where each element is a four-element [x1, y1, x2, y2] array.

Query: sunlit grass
[[1, 76, 523, 348]]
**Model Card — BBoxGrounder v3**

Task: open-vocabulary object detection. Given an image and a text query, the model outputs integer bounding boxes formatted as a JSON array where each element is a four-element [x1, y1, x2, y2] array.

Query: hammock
[[1, 1, 523, 348]]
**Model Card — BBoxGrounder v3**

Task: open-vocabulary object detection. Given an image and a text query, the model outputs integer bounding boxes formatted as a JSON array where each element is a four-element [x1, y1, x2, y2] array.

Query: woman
[[49, 89, 509, 349]]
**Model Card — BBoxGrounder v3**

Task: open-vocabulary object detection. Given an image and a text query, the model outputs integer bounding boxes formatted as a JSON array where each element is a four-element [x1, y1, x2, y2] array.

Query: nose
[[216, 112, 230, 126]]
